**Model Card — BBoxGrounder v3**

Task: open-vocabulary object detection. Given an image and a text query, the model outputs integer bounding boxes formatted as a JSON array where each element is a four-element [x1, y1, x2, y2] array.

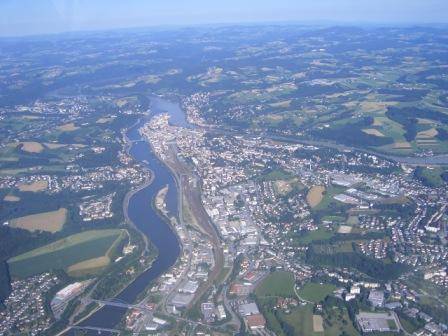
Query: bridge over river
[[83, 298, 152, 312]]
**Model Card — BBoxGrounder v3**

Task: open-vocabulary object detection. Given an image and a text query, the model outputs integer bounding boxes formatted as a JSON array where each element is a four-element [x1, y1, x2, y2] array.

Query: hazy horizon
[[1, 0, 448, 37]]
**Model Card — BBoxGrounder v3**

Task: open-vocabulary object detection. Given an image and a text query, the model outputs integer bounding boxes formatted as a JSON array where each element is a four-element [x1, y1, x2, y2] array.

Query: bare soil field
[[393, 141, 412, 149], [362, 128, 385, 137], [307, 186, 325, 208], [57, 122, 79, 131], [264, 114, 283, 122], [96, 117, 115, 124], [3, 195, 20, 202], [269, 100, 292, 108], [360, 101, 397, 113], [417, 128, 438, 139], [18, 180, 48, 192], [372, 117, 384, 126], [44, 142, 67, 149], [10, 208, 67, 233], [338, 225, 353, 234], [274, 179, 293, 195], [21, 115, 41, 120], [313, 315, 324, 332], [380, 195, 410, 205], [417, 118, 435, 124], [115, 98, 129, 107], [20, 141, 44, 153], [417, 139, 438, 144], [67, 256, 110, 276]]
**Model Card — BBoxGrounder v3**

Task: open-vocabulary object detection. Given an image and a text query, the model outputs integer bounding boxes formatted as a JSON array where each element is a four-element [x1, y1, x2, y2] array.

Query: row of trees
[[0, 262, 10, 305], [306, 247, 408, 281]]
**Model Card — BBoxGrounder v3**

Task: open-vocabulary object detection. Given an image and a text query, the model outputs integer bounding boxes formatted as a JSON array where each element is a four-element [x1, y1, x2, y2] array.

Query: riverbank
[[122, 118, 162, 256], [123, 174, 154, 254], [154, 185, 169, 217]]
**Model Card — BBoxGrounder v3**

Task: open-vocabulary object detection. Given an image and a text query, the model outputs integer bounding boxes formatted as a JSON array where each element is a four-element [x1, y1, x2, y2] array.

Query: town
[[129, 99, 448, 335]]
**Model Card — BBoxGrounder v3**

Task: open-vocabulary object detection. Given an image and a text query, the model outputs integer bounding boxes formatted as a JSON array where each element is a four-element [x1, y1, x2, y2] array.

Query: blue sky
[[1, 0, 448, 36]]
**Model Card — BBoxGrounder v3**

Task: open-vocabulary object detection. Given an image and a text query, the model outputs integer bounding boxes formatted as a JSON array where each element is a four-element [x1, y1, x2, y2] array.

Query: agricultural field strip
[[9, 229, 124, 262]]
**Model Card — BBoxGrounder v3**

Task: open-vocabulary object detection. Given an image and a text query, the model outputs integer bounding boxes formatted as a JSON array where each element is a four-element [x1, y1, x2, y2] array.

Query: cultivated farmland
[[19, 141, 44, 153], [57, 122, 79, 132], [18, 180, 48, 192], [10, 208, 67, 233], [8, 229, 126, 278], [307, 186, 325, 208]]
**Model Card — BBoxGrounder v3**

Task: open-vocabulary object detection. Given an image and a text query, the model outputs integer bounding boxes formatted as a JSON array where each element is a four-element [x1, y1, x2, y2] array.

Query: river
[[70, 97, 188, 335]]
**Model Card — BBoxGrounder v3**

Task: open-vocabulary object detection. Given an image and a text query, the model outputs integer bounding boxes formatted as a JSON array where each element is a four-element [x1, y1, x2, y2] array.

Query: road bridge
[[70, 325, 121, 334], [84, 298, 151, 312]]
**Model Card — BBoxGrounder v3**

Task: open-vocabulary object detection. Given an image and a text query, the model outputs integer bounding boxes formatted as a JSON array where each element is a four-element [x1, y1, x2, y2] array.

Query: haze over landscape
[[1, 1, 448, 336], [1, 0, 448, 36]]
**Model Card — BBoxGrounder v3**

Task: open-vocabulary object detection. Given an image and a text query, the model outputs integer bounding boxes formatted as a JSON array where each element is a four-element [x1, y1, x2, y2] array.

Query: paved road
[[293, 285, 312, 304], [391, 312, 410, 336], [86, 299, 151, 312], [222, 285, 242, 331]]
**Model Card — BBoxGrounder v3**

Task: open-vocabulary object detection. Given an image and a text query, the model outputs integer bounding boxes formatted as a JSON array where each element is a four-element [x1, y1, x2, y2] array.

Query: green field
[[346, 216, 359, 225], [259, 168, 294, 181], [414, 166, 446, 187], [297, 282, 337, 303], [280, 305, 317, 335], [256, 271, 295, 298], [295, 228, 334, 245], [261, 302, 359, 336], [397, 312, 424, 334], [8, 229, 126, 278], [320, 305, 360, 336], [313, 186, 348, 214], [322, 215, 345, 223], [313, 241, 356, 254]]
